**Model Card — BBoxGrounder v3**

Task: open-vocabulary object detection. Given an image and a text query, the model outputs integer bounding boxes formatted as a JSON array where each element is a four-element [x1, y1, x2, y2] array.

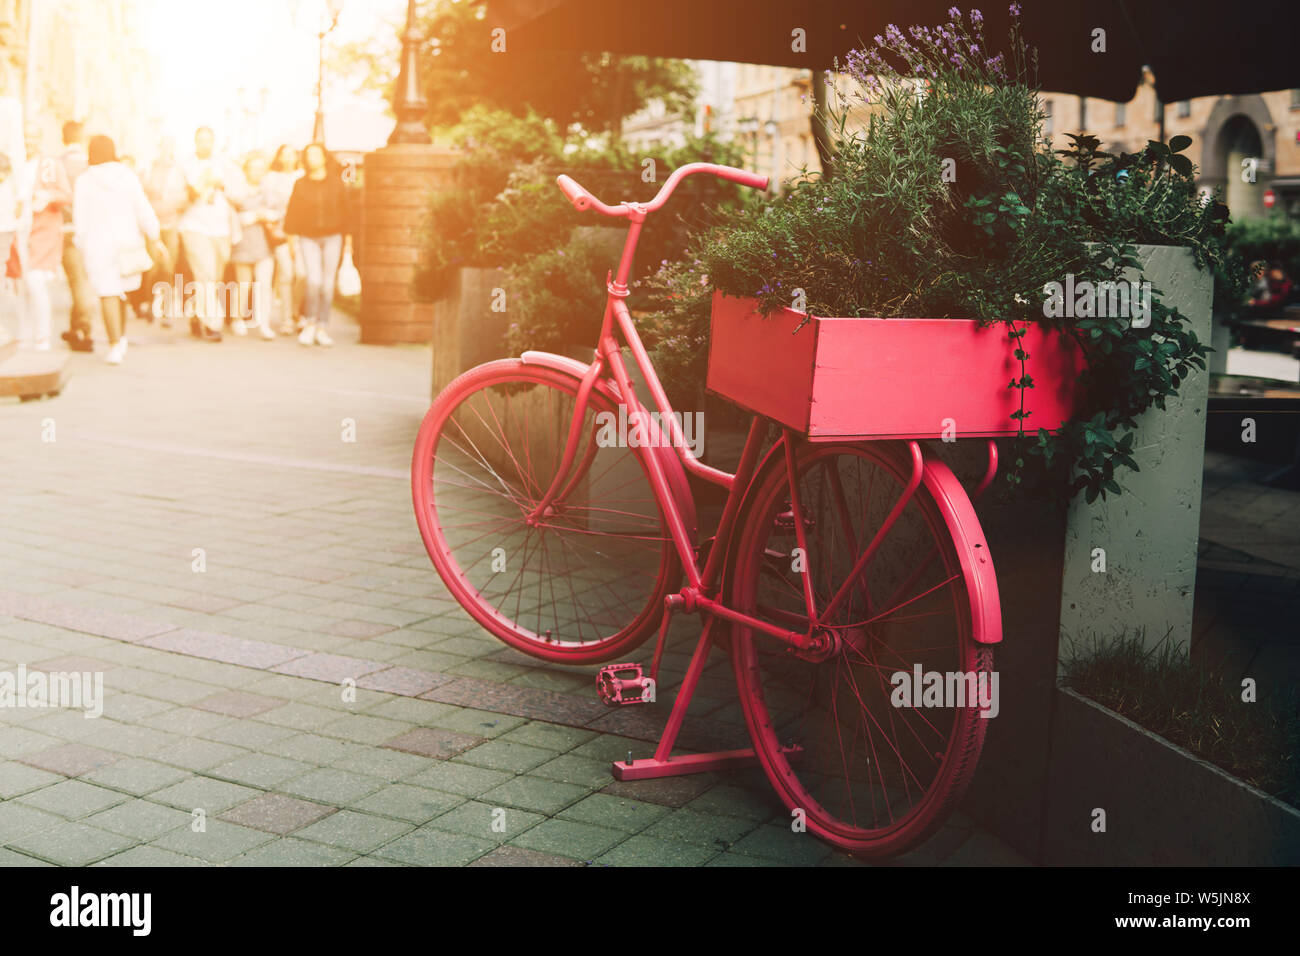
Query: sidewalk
[[0, 306, 1027, 867]]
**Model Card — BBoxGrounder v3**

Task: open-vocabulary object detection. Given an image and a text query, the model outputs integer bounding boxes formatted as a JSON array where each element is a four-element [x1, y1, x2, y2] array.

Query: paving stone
[[16, 780, 128, 819], [140, 629, 304, 669], [81, 757, 191, 796], [220, 793, 336, 835], [557, 793, 671, 833], [501, 722, 598, 753], [510, 819, 625, 861], [327, 746, 430, 782], [152, 738, 249, 772], [293, 810, 414, 853], [254, 702, 348, 731], [468, 844, 584, 867], [594, 835, 719, 867], [428, 708, 528, 738], [29, 654, 118, 673], [263, 733, 361, 765], [372, 828, 494, 866], [281, 768, 386, 805], [0, 802, 65, 844], [383, 727, 485, 760], [18, 742, 119, 777], [0, 760, 64, 798], [153, 819, 275, 863], [94, 845, 209, 867], [599, 774, 717, 808], [318, 714, 415, 746], [328, 620, 397, 640], [7, 822, 136, 866], [426, 801, 544, 842], [641, 808, 761, 849], [455, 739, 555, 774], [478, 775, 590, 815], [729, 823, 834, 865], [229, 837, 357, 866], [350, 784, 465, 824], [211, 753, 316, 788], [683, 783, 782, 822], [151, 776, 261, 813], [0, 847, 52, 866], [84, 799, 192, 840], [194, 691, 285, 718], [422, 677, 608, 726], [356, 666, 452, 697], [271, 652, 386, 683]]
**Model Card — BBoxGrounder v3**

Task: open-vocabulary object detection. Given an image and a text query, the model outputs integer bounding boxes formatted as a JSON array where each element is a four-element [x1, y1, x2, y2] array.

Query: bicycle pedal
[[596, 662, 656, 706]]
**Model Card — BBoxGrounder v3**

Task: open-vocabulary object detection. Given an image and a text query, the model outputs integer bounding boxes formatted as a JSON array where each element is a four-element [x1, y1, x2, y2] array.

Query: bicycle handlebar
[[556, 163, 769, 217]]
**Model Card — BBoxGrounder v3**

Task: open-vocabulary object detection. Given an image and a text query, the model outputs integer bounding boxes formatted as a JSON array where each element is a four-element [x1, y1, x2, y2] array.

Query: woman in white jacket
[[74, 135, 162, 365]]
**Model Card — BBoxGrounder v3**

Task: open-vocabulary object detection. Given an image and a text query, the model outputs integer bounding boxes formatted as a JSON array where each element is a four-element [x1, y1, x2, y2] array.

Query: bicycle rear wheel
[[728, 441, 994, 857], [412, 359, 680, 664]]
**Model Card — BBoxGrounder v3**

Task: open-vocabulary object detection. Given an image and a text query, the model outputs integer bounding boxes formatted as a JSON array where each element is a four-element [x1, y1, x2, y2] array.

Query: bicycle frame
[[518, 165, 1000, 780]]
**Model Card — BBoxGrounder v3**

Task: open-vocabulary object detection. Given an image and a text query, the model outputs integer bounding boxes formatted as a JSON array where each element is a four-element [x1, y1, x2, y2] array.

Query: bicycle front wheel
[[728, 441, 993, 857], [412, 360, 681, 665]]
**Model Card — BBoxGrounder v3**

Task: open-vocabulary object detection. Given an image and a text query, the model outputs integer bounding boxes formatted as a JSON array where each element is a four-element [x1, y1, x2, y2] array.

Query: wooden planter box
[[706, 293, 1085, 440]]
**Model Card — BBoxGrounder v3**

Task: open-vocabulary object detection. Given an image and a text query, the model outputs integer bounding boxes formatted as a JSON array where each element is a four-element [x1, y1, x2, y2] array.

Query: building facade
[[1, 0, 160, 163], [624, 59, 1300, 219]]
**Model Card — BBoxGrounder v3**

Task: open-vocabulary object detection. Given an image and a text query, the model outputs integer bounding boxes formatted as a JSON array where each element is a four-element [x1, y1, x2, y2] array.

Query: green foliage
[[1214, 213, 1300, 318], [415, 108, 749, 366], [334, 0, 696, 136], [689, 8, 1239, 502]]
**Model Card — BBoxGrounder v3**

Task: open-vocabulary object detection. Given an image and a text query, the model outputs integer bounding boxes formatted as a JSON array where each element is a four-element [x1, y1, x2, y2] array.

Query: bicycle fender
[[519, 350, 697, 542], [921, 455, 1002, 645]]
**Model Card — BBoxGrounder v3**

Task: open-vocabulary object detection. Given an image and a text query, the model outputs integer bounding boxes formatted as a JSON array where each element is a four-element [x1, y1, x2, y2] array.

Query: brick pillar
[[359, 143, 457, 344]]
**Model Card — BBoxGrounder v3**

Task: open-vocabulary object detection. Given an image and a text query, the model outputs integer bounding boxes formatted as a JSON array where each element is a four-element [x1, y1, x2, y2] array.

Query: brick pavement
[[0, 306, 1027, 866]]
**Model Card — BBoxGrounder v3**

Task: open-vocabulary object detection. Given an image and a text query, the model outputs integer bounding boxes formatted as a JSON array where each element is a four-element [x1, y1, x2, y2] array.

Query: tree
[[333, 0, 696, 139]]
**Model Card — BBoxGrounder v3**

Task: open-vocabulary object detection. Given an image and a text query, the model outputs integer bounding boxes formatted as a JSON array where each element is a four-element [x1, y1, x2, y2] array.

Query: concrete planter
[[959, 244, 1219, 861], [431, 266, 509, 399], [1043, 688, 1300, 864], [1057, 245, 1214, 656]]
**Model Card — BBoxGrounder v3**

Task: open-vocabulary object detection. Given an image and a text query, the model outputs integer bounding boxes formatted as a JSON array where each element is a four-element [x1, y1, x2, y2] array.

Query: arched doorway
[[1219, 115, 1266, 220]]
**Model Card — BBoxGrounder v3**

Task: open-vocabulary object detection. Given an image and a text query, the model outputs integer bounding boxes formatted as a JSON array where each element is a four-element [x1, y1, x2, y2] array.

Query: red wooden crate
[[706, 293, 1085, 440]]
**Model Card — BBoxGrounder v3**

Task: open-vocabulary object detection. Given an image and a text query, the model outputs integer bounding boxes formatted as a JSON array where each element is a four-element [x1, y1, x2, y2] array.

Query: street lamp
[[312, 0, 343, 145], [389, 0, 430, 144]]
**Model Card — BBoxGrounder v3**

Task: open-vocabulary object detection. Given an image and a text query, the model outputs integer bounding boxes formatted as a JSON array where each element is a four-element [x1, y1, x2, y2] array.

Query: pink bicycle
[[412, 163, 1002, 857]]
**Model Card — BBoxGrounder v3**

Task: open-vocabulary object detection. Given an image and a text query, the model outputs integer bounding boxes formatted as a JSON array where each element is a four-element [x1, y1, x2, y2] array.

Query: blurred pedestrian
[[230, 151, 277, 340], [178, 126, 240, 342], [57, 120, 97, 352], [7, 120, 72, 352], [283, 142, 352, 347], [265, 144, 302, 335], [145, 136, 188, 326], [74, 135, 163, 365], [0, 151, 18, 331]]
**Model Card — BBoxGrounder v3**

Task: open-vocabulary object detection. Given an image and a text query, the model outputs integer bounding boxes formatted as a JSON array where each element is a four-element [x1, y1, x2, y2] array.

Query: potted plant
[[637, 6, 1242, 862], [687, 6, 1231, 503]]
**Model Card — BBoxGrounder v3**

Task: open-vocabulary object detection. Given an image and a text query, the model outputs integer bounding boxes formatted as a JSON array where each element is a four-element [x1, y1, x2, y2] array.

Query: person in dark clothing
[[58, 120, 98, 351], [282, 142, 352, 347], [1245, 260, 1294, 318]]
